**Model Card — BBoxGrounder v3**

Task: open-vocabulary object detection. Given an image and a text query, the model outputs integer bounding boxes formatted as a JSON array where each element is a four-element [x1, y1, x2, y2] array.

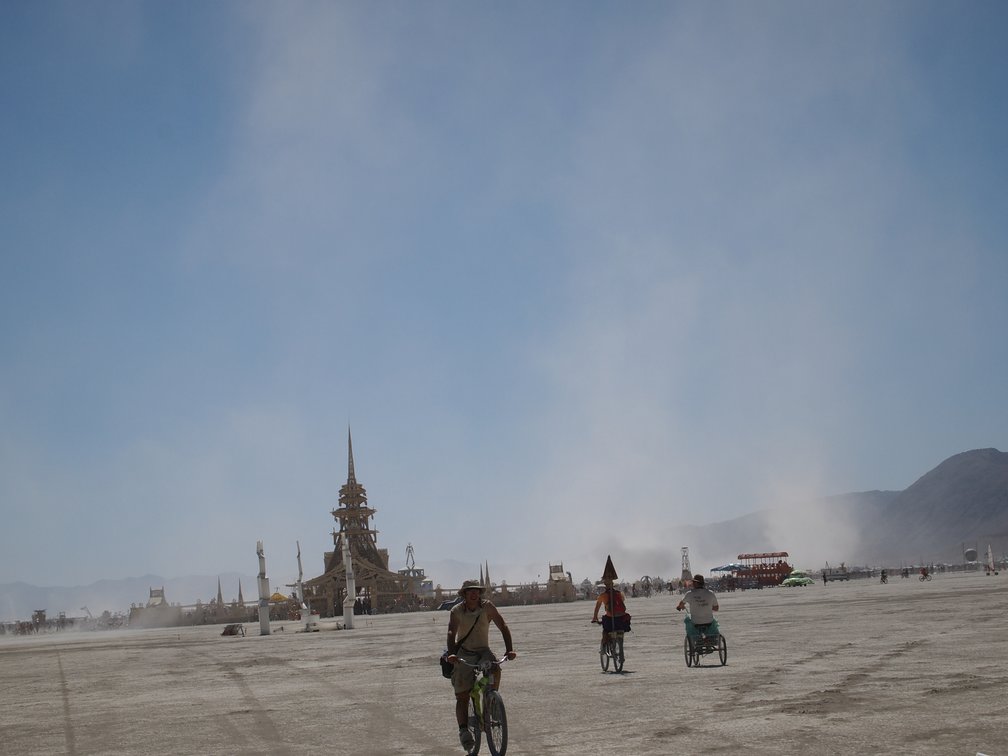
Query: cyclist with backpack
[[591, 578, 629, 649]]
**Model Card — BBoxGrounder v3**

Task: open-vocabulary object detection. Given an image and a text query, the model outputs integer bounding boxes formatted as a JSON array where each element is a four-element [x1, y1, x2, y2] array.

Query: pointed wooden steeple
[[347, 426, 356, 483], [216, 577, 224, 605]]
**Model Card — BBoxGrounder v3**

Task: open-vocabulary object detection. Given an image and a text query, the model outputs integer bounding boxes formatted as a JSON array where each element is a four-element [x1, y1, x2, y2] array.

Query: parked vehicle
[[781, 570, 814, 587]]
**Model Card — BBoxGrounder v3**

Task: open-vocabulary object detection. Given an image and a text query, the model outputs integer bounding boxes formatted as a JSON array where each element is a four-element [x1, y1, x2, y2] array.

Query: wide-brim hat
[[458, 579, 485, 597]]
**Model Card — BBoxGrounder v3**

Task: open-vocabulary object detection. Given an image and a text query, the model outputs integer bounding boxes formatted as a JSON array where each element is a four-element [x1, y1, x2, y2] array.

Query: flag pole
[[601, 554, 619, 637]]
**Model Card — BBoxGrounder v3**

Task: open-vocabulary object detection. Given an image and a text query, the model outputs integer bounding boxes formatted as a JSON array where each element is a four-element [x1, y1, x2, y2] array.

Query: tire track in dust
[[183, 649, 289, 755], [299, 654, 446, 753], [738, 638, 935, 716], [186, 648, 445, 754], [721, 642, 857, 706], [56, 651, 78, 756]]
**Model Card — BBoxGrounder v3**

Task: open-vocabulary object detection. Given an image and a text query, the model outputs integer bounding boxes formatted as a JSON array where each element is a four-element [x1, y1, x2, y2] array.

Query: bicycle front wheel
[[483, 690, 508, 756], [467, 696, 482, 754]]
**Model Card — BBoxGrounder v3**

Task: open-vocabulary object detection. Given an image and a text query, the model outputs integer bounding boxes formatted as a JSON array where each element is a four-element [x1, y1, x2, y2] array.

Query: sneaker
[[459, 726, 475, 752]]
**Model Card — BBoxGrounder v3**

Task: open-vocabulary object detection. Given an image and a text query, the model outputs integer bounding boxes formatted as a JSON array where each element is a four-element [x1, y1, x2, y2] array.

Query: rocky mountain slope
[[677, 448, 1008, 569]]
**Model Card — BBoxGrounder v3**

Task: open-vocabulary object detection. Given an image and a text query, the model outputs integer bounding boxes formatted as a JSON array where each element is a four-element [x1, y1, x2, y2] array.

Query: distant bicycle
[[456, 655, 509, 756], [592, 619, 625, 673], [588, 616, 620, 673], [919, 571, 932, 581]]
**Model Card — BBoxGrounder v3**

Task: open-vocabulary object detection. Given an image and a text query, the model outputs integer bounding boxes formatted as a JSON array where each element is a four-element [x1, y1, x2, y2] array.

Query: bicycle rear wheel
[[613, 634, 625, 672], [483, 690, 508, 756], [467, 696, 482, 754], [684, 635, 694, 667], [599, 639, 611, 671]]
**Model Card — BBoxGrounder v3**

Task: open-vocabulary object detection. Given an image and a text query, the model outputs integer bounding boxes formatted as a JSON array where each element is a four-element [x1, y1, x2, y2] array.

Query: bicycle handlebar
[[453, 655, 511, 671]]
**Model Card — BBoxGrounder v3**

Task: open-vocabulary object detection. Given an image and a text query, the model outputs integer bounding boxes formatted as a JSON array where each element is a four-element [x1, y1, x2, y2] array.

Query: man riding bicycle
[[446, 580, 517, 753]]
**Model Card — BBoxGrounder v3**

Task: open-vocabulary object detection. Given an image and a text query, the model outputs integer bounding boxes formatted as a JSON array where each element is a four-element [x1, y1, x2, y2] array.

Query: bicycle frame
[[470, 666, 491, 717], [460, 656, 508, 716]]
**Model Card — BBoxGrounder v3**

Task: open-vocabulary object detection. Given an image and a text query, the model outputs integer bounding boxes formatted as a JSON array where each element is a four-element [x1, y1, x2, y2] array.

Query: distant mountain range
[[0, 573, 261, 624], [3, 449, 1006, 621], [852, 447, 1008, 561], [0, 562, 540, 623], [672, 448, 1008, 570]]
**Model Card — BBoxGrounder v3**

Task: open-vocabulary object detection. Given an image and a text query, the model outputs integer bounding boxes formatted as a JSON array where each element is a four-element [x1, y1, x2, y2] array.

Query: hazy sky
[[2, 2, 1007, 590]]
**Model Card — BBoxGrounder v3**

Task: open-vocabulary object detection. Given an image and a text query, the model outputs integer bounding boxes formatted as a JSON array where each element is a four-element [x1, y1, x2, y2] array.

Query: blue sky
[[2, 2, 1007, 590]]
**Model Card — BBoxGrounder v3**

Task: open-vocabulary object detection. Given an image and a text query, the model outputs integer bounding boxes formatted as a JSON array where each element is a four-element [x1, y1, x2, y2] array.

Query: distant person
[[591, 578, 629, 649], [677, 574, 719, 635], [880, 569, 888, 584], [445, 580, 516, 753], [822, 572, 827, 586]]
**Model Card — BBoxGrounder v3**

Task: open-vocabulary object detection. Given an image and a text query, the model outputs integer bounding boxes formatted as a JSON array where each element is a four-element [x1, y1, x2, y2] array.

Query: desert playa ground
[[1, 571, 1005, 756]]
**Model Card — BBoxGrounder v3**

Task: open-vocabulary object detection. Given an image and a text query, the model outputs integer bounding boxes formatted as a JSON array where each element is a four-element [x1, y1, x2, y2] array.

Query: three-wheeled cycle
[[681, 610, 727, 667]]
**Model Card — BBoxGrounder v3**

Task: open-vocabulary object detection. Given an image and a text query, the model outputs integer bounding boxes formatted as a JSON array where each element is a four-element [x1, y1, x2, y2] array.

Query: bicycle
[[919, 572, 932, 581], [455, 655, 510, 755], [592, 618, 625, 672]]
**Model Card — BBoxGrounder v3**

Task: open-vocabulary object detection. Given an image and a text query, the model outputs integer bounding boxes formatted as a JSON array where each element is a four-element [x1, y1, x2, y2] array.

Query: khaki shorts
[[451, 647, 496, 695]]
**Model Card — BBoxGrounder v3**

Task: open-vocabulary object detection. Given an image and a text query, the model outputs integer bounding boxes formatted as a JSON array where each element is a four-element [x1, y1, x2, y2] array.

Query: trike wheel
[[717, 634, 727, 665], [684, 635, 694, 667]]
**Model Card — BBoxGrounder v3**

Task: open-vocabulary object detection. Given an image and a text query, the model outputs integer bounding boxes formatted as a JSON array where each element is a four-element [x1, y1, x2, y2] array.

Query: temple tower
[[304, 429, 415, 616], [330, 430, 388, 571]]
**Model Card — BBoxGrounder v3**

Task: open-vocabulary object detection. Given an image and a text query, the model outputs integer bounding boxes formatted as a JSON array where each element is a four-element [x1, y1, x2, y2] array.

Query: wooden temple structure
[[303, 430, 421, 616]]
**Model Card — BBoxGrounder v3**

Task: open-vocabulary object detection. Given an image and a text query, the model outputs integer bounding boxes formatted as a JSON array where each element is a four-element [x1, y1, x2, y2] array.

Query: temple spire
[[347, 426, 356, 483], [216, 577, 224, 606]]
